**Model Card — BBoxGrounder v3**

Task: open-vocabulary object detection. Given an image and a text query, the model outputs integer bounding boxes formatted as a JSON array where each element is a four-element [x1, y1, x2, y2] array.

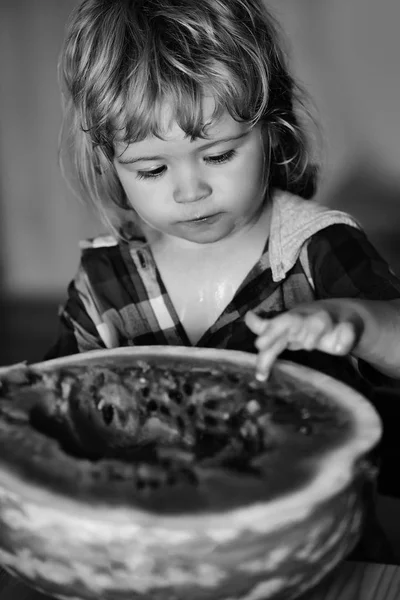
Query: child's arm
[[45, 240, 136, 360], [245, 298, 400, 381], [45, 278, 107, 361]]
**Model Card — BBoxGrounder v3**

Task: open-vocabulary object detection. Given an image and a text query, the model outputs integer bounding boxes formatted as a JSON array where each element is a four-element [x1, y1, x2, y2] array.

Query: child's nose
[[172, 168, 212, 204]]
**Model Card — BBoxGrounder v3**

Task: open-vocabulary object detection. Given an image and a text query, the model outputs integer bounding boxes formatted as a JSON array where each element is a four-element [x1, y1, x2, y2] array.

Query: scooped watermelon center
[[0, 359, 353, 512]]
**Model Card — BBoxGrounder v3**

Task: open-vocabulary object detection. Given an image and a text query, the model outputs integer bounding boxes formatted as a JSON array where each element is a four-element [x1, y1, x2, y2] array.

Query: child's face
[[113, 98, 267, 246]]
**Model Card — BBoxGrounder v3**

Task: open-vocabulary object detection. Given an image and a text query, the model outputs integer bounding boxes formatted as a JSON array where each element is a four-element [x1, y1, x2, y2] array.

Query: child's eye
[[204, 149, 237, 165], [136, 165, 166, 180], [134, 149, 237, 181]]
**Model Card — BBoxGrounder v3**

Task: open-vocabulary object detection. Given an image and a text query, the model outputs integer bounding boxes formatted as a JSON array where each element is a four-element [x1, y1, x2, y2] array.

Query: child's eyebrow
[[116, 131, 250, 164]]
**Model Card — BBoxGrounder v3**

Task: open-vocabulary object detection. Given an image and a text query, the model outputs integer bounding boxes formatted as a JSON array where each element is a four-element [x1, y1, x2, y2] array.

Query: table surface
[[303, 560, 400, 600], [1, 560, 400, 600]]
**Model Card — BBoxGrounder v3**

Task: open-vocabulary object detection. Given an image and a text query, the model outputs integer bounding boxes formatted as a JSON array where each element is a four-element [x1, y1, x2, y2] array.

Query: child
[[49, 0, 400, 393], [45, 0, 400, 563]]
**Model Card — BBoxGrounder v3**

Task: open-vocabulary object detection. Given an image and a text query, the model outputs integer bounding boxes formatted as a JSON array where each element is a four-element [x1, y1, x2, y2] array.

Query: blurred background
[[1, 0, 400, 365]]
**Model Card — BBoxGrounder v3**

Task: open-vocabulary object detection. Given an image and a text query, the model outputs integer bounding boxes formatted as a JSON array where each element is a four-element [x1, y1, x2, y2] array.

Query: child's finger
[[300, 310, 334, 350], [255, 334, 290, 381], [244, 311, 270, 336], [320, 323, 357, 355], [255, 310, 331, 352], [317, 322, 357, 355], [255, 313, 304, 351]]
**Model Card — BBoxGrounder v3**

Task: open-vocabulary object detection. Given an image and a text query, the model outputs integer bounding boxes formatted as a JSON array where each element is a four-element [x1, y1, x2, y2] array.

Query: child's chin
[[181, 228, 230, 245], [174, 216, 233, 244]]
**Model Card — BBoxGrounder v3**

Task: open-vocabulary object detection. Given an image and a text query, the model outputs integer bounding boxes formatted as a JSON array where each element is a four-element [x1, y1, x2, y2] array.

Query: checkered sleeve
[[44, 274, 107, 360], [44, 237, 172, 359], [307, 224, 400, 388], [307, 224, 400, 301]]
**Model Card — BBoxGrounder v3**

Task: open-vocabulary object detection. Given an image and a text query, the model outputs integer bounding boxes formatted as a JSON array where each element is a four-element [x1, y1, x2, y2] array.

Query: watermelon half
[[0, 346, 382, 600]]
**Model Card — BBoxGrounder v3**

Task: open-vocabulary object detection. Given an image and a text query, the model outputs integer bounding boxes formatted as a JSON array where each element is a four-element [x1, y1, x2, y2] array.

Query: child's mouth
[[182, 213, 222, 225]]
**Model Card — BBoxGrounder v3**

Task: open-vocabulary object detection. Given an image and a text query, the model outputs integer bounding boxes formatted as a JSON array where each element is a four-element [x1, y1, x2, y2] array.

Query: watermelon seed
[[228, 410, 245, 429], [204, 415, 219, 427], [147, 399, 158, 412], [159, 405, 170, 416], [148, 479, 161, 490], [183, 382, 193, 395], [176, 416, 185, 430], [187, 404, 196, 417], [101, 404, 114, 425], [203, 399, 219, 410], [227, 373, 240, 384], [179, 468, 198, 486], [168, 389, 184, 404]]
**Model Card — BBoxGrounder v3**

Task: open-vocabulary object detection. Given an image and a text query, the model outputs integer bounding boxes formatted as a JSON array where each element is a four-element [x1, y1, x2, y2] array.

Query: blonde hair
[[59, 0, 319, 233]]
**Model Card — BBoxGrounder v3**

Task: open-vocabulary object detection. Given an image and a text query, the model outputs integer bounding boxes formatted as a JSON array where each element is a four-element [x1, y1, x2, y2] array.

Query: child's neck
[[145, 201, 272, 345]]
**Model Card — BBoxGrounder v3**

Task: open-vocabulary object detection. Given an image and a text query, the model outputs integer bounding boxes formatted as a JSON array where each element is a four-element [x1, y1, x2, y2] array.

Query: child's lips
[[180, 212, 223, 224]]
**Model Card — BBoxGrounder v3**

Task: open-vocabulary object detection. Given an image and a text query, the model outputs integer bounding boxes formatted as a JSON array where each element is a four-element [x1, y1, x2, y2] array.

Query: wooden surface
[[302, 560, 400, 599], [1, 560, 400, 600]]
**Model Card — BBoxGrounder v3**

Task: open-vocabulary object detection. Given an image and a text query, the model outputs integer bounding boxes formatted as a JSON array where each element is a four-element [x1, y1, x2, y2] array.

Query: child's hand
[[245, 307, 357, 381]]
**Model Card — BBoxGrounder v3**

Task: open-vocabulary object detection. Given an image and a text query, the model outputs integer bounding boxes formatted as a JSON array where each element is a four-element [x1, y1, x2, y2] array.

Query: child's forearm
[[322, 298, 400, 379]]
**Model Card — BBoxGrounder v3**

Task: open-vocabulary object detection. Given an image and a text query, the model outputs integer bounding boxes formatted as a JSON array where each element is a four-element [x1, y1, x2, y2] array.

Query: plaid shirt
[[46, 223, 400, 370], [44, 219, 400, 566]]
